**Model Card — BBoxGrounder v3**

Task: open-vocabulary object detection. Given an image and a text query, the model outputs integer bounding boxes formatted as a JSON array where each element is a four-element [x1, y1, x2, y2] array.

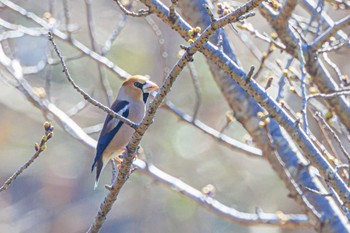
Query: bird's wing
[[91, 100, 129, 172]]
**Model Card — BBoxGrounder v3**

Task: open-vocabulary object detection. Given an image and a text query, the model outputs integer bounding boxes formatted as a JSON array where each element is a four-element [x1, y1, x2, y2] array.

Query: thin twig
[[48, 33, 137, 129], [312, 113, 339, 160], [304, 0, 324, 37], [315, 112, 350, 186], [307, 89, 350, 101], [302, 186, 332, 196], [187, 62, 201, 120], [336, 164, 349, 178], [48, 53, 84, 65], [311, 15, 350, 50], [261, 0, 350, 130], [296, 36, 309, 133], [48, 0, 55, 16], [114, 0, 151, 17], [163, 100, 262, 158], [145, 16, 169, 78], [276, 57, 294, 102], [169, 0, 178, 21], [83, 123, 103, 135], [324, 180, 350, 219], [315, 112, 350, 160], [62, 0, 72, 39], [101, 15, 127, 56], [265, 76, 273, 90], [217, 28, 224, 51], [85, 0, 114, 106], [317, 39, 349, 54], [245, 66, 255, 83], [252, 42, 274, 80], [0, 122, 54, 192], [66, 98, 91, 117], [322, 52, 344, 88], [236, 22, 286, 51]]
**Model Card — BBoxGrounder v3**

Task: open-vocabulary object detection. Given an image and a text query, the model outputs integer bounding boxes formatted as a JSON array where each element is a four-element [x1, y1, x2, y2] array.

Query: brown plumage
[[91, 75, 159, 189]]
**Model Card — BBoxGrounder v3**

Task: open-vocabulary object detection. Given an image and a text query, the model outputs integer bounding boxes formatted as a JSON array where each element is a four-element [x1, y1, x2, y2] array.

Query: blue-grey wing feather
[[91, 100, 129, 172]]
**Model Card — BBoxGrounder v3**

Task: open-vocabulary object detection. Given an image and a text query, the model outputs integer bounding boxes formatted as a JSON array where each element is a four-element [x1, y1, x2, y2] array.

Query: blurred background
[[0, 0, 349, 232]]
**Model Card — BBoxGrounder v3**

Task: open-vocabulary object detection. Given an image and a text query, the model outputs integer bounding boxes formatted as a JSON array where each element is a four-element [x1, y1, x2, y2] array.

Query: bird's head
[[120, 75, 159, 103]]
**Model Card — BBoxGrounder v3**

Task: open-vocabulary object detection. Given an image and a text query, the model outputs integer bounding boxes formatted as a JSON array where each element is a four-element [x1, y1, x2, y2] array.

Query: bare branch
[[163, 100, 263, 158], [101, 15, 127, 56], [276, 57, 294, 102], [113, 0, 151, 17], [307, 89, 350, 101], [314, 112, 350, 186], [169, 0, 178, 21], [48, 33, 138, 129], [0, 122, 54, 192], [0, 0, 130, 79], [311, 15, 350, 50], [142, 0, 350, 213], [66, 98, 91, 117], [62, 0, 72, 39], [2, 0, 350, 231], [278, 0, 298, 21], [252, 42, 274, 80], [88, 1, 264, 231], [245, 66, 255, 83], [260, 0, 350, 130], [322, 53, 344, 88], [134, 160, 311, 227], [85, 0, 114, 106], [295, 36, 309, 133], [236, 22, 286, 51], [302, 186, 332, 196], [145, 16, 169, 78], [302, 0, 349, 46], [186, 63, 201, 120]]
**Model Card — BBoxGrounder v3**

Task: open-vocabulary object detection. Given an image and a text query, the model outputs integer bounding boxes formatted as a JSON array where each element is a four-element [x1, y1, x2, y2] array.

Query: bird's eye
[[134, 82, 143, 89]]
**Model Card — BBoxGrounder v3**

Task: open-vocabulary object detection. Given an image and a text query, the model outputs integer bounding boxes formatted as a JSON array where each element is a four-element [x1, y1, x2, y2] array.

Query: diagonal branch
[[301, 0, 350, 47], [138, 0, 350, 231], [113, 0, 151, 17], [48, 33, 138, 130], [163, 100, 263, 158], [143, 0, 350, 205], [311, 15, 350, 50], [87, 1, 264, 231], [259, 0, 350, 131], [85, 0, 114, 106], [0, 0, 130, 80]]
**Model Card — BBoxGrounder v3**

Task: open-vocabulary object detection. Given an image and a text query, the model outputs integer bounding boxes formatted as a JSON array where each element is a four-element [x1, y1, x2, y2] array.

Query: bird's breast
[[128, 101, 146, 123]]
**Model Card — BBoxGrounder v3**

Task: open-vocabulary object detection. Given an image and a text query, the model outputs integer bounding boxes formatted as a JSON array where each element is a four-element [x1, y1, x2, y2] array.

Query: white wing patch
[[105, 104, 129, 133]]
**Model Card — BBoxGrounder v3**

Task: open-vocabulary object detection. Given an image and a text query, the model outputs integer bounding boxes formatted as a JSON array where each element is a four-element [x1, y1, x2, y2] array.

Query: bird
[[91, 75, 159, 189]]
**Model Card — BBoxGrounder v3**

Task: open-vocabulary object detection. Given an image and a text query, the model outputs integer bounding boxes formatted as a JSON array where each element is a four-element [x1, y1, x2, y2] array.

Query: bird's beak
[[142, 80, 159, 93]]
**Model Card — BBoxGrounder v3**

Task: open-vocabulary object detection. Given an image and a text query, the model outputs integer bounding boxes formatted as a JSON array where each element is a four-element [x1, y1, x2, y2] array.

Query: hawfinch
[[91, 75, 159, 189]]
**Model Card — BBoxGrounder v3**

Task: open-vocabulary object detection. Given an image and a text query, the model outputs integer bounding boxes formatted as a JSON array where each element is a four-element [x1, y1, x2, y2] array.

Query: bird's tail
[[91, 156, 109, 190], [94, 180, 99, 190]]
